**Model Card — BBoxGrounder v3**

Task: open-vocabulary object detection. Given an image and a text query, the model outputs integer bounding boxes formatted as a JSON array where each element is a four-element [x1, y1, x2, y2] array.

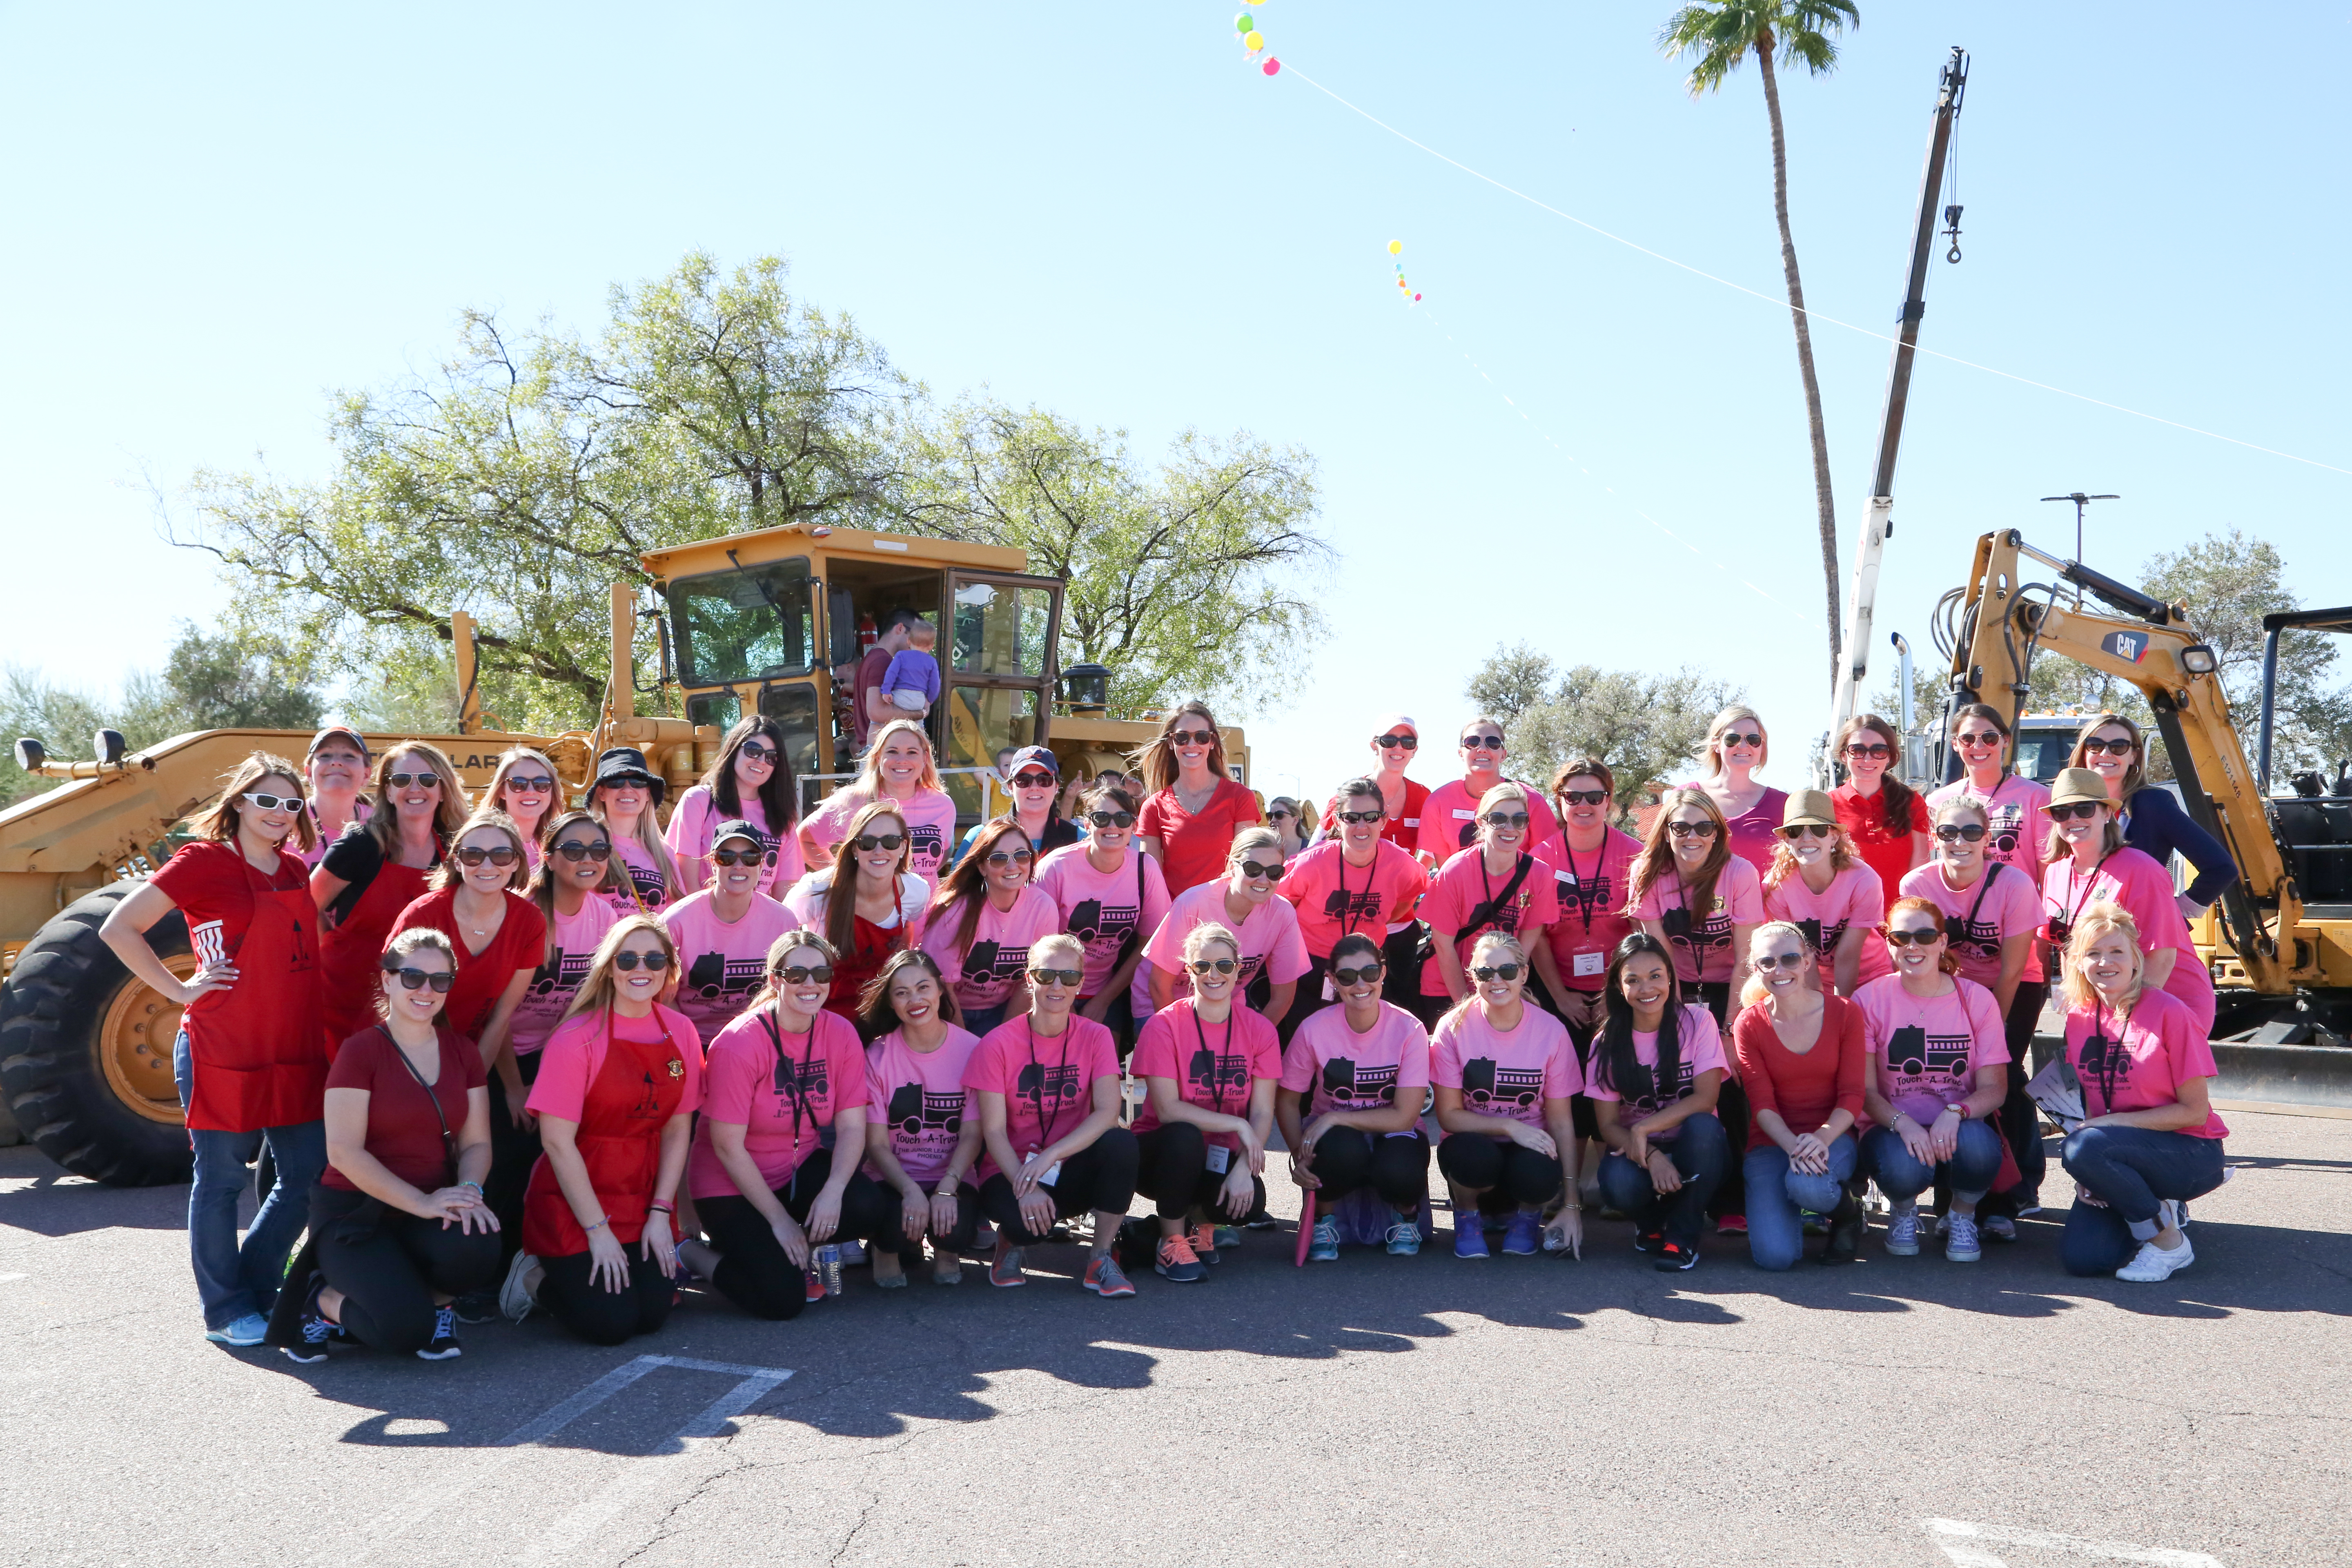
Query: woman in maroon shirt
[[1687, 705, 1788, 877], [281, 927, 498, 1362], [1135, 701, 1263, 898], [389, 810, 548, 1076]]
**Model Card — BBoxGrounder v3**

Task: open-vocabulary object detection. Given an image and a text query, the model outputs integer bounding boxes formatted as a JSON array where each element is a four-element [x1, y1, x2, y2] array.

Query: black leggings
[[1133, 1123, 1265, 1221], [977, 1128, 1141, 1244], [310, 1186, 503, 1355], [875, 1182, 984, 1262], [1307, 1127, 1430, 1210], [695, 1147, 893, 1321], [1436, 1133, 1562, 1214], [538, 1248, 676, 1346], [485, 1056, 542, 1264], [1991, 980, 2052, 1212]]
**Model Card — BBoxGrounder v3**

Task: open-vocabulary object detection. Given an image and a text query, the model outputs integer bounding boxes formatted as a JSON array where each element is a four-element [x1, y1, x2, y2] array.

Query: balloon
[[1243, 29, 1264, 51], [1413, 293, 1422, 301], [1235, 10, 1253, 31], [1261, 56, 1280, 75], [1388, 240, 1402, 255]]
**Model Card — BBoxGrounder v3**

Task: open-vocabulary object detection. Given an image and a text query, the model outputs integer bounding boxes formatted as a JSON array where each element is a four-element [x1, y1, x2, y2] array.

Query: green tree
[[1469, 643, 1742, 818], [2143, 527, 2350, 771], [1660, 0, 1858, 689]]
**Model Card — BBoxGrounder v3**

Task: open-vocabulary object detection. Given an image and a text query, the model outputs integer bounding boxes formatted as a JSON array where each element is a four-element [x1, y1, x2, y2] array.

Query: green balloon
[[1235, 11, 1254, 32]]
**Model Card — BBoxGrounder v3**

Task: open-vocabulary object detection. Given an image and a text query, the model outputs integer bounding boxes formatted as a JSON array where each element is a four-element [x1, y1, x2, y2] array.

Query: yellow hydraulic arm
[[1946, 529, 2310, 995]]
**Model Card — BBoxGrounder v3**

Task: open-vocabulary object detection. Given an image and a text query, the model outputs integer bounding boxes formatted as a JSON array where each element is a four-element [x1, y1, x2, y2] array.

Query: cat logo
[[2100, 629, 2149, 664]]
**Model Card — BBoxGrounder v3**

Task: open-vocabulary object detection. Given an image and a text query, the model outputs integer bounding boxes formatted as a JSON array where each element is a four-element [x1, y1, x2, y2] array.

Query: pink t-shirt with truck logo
[[1855, 973, 2009, 1127]]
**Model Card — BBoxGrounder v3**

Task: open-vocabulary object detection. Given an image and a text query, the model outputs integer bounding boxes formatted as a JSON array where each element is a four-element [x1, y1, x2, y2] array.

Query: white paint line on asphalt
[[0, 1273, 25, 1283], [1924, 1518, 2226, 1567]]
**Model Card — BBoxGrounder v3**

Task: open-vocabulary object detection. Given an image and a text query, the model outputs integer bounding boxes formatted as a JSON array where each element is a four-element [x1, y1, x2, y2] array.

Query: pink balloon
[[1413, 292, 1422, 300], [1261, 56, 1281, 76]]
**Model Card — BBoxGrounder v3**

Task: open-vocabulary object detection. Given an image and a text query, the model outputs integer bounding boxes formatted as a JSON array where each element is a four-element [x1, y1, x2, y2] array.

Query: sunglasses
[[1557, 789, 1608, 807], [2049, 802, 2105, 822], [1719, 731, 1764, 749], [772, 964, 834, 985], [853, 833, 907, 852], [1935, 824, 1988, 843], [503, 775, 555, 793], [1188, 958, 1238, 976], [1374, 734, 1419, 750], [552, 839, 612, 862], [382, 965, 455, 993], [1954, 732, 2004, 750], [1461, 735, 1505, 750], [612, 950, 672, 972], [1337, 809, 1385, 825], [1237, 859, 1281, 880], [1842, 744, 1892, 761], [1266, 809, 1293, 821], [454, 845, 520, 867], [1028, 967, 1083, 987], [1009, 771, 1056, 789], [1087, 811, 1136, 830], [1470, 963, 1523, 982], [983, 847, 1036, 867], [710, 848, 770, 867], [2082, 738, 2136, 756], [1667, 820, 1719, 838], [1884, 929, 1942, 947], [1330, 962, 1384, 986], [1483, 811, 1531, 829], [387, 771, 441, 788], [238, 792, 306, 813], [737, 742, 777, 764], [1778, 823, 1834, 840], [1754, 952, 1809, 971], [1168, 729, 1217, 748]]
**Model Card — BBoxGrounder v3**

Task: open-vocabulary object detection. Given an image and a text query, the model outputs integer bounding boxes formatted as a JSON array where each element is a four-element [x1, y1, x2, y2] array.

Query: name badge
[[1573, 951, 1606, 977], [1039, 1160, 1062, 1186], [1403, 817, 1419, 827], [1452, 808, 1475, 820], [1555, 870, 1578, 887], [1205, 1144, 1232, 1174]]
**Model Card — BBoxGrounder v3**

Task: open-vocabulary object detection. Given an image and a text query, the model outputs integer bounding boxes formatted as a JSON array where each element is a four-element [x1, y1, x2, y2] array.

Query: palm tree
[[1659, 0, 1858, 690]]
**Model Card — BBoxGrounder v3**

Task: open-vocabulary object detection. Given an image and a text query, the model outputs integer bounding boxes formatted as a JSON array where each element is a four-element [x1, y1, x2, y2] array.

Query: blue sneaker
[[1385, 1218, 1422, 1256], [205, 1312, 269, 1348], [1501, 1212, 1542, 1256], [1307, 1214, 1341, 1262], [1454, 1218, 1490, 1260]]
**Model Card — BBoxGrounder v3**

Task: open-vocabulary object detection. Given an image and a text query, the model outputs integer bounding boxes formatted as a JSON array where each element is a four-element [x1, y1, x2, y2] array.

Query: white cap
[[1373, 713, 1418, 735]]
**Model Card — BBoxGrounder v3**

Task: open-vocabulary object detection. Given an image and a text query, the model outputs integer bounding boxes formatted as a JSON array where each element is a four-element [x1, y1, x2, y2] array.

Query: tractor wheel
[[0, 883, 193, 1186]]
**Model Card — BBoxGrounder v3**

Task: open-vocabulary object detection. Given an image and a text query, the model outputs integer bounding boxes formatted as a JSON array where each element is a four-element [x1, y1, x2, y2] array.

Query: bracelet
[[459, 1180, 483, 1194], [647, 1200, 675, 1216], [1561, 1202, 1585, 1212], [585, 1214, 610, 1232]]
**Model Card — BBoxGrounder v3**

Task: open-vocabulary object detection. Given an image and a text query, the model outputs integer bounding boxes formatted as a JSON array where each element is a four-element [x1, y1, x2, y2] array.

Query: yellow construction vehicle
[[0, 521, 1242, 1183], [1937, 528, 2350, 1037]]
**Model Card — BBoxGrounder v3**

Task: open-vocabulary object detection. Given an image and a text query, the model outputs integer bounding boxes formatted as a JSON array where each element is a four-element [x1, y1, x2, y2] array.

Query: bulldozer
[[0, 520, 1245, 1184], [1937, 528, 2351, 1040]]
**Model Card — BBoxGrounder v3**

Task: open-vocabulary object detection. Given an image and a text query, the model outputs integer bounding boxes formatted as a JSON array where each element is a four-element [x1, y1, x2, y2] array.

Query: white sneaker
[[2116, 1236, 2194, 1283], [1884, 1201, 1920, 1257], [499, 1251, 539, 1323]]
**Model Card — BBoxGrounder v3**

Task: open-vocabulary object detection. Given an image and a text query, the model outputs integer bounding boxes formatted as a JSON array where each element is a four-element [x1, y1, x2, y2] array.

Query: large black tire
[[0, 883, 193, 1186]]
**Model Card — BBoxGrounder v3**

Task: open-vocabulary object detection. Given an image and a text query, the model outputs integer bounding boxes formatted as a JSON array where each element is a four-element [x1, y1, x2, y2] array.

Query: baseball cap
[[306, 726, 370, 761], [1004, 745, 1059, 778], [711, 818, 769, 853], [1372, 713, 1418, 735]]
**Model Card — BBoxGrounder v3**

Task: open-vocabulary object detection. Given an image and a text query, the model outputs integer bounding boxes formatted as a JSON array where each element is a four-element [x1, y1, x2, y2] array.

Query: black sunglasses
[[552, 839, 612, 862], [2081, 738, 2136, 756], [1374, 735, 1419, 750], [1237, 859, 1282, 880], [1009, 771, 1056, 789], [612, 950, 672, 971], [1667, 820, 1719, 838], [853, 833, 906, 852], [382, 965, 455, 993], [737, 741, 777, 763], [1028, 967, 1083, 987], [1337, 809, 1385, 825], [2050, 802, 2105, 822], [1482, 811, 1530, 829], [1087, 811, 1136, 829], [1884, 929, 1942, 947], [503, 775, 555, 793], [1719, 731, 1764, 748], [1470, 963, 1523, 982], [710, 847, 771, 867], [1953, 731, 2004, 749], [1169, 729, 1217, 747], [1935, 824, 1988, 843], [772, 964, 834, 984], [1778, 823, 1834, 840], [1461, 735, 1504, 750], [1843, 744, 1892, 761], [1331, 962, 1384, 986], [454, 845, 520, 867], [1557, 789, 1608, 807]]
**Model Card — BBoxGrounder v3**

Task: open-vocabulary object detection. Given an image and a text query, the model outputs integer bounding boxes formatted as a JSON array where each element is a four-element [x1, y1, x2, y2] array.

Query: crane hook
[[1942, 203, 1964, 264]]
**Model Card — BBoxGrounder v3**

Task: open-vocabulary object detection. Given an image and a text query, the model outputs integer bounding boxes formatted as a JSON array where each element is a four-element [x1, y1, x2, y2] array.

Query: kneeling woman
[[963, 934, 1142, 1295], [1129, 922, 1283, 1281], [675, 931, 891, 1318], [1731, 923, 1866, 1270], [860, 951, 985, 1287], [502, 918, 702, 1344], [1431, 933, 1584, 1261], [2056, 903, 2230, 1283], [1587, 933, 1730, 1272], [1276, 932, 1433, 1258], [286, 929, 501, 1361]]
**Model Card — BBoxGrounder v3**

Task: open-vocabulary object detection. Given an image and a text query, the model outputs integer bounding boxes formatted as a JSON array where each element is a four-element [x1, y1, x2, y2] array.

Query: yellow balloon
[[1388, 240, 1402, 255], [1243, 29, 1265, 51]]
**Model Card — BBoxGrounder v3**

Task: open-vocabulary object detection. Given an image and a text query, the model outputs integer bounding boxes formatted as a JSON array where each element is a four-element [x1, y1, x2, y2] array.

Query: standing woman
[[860, 951, 985, 1287], [1532, 759, 1642, 1038], [1688, 706, 1788, 875], [282, 928, 499, 1362], [1144, 826, 1310, 1021], [2056, 904, 2230, 1282], [1273, 777, 1431, 1039], [1731, 923, 1867, 1270], [800, 719, 960, 890], [390, 810, 546, 1087], [1430, 933, 1584, 1260], [1033, 780, 1173, 1048], [1900, 793, 2049, 1229], [300, 727, 372, 870], [1265, 797, 1314, 863], [1761, 789, 1886, 997], [2069, 712, 2237, 919], [1929, 704, 2051, 879], [312, 741, 467, 1051], [953, 745, 1080, 864], [923, 817, 1058, 1034], [673, 932, 891, 1319], [1419, 783, 1568, 1020], [2040, 767, 2217, 1039], [1419, 717, 1559, 865], [501, 918, 701, 1344], [666, 717, 804, 900], [1135, 701, 1265, 899], [101, 753, 327, 1345], [480, 747, 563, 871], [1315, 715, 1430, 855], [1586, 933, 1730, 1272], [586, 747, 680, 914], [1856, 900, 2010, 1263], [1628, 788, 1763, 1021], [1831, 714, 1931, 917], [661, 819, 802, 1050], [782, 801, 931, 1022], [963, 934, 1143, 1296]]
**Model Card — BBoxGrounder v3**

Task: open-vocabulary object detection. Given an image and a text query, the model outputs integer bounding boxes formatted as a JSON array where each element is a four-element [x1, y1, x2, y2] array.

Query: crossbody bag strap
[[380, 1025, 459, 1187]]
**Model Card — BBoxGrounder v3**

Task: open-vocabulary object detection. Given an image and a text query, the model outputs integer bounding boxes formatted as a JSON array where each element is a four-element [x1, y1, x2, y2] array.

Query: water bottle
[[814, 1243, 844, 1297]]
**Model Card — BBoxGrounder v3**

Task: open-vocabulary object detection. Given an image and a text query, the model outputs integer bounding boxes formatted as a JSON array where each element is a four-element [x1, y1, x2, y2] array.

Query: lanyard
[[2063, 851, 2114, 931], [1333, 846, 1372, 937], [1191, 1005, 1240, 1120], [2088, 1000, 2126, 1112], [1025, 1019, 1075, 1152], [763, 1009, 820, 1146], [1476, 851, 1526, 932], [1558, 838, 1602, 932]]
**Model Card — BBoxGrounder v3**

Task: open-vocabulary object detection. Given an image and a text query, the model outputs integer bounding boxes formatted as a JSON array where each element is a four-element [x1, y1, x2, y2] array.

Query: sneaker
[[1454, 1219, 1490, 1261], [1822, 1194, 1863, 1266], [1500, 1212, 1541, 1256], [1633, 1229, 1663, 1255], [1981, 1214, 2018, 1243], [1213, 1224, 1243, 1252], [2015, 1199, 2045, 1218], [451, 1286, 500, 1325], [805, 1271, 827, 1303], [1933, 1211, 1951, 1238], [205, 1312, 270, 1348], [1154, 1234, 1206, 1283], [418, 1304, 462, 1361], [499, 1251, 539, 1323], [1653, 1241, 1699, 1272], [1308, 1214, 1341, 1263], [280, 1303, 338, 1363], [1801, 1212, 1829, 1236], [1945, 1211, 1982, 1263], [1082, 1254, 1136, 1298], [2117, 1236, 2194, 1283], [1384, 1219, 1422, 1256], [1189, 1222, 1220, 1265], [1884, 1202, 1921, 1257], [839, 1238, 866, 1266], [989, 1243, 1028, 1289], [1243, 1207, 1279, 1231], [972, 1222, 998, 1250], [1715, 1214, 1748, 1236]]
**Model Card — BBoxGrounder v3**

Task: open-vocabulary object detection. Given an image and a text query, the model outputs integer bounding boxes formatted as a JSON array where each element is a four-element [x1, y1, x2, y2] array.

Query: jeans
[[2059, 1125, 2227, 1276], [174, 1031, 327, 1330], [1741, 1134, 1858, 1271], [1594, 1112, 1728, 1250], [1862, 1117, 2002, 1205], [962, 1003, 1010, 1036]]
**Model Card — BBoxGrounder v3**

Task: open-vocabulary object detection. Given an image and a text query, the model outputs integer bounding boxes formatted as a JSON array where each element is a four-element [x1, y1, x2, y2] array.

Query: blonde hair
[[481, 746, 563, 843], [555, 915, 678, 1029], [364, 741, 470, 859], [430, 808, 533, 893], [588, 767, 679, 900], [192, 751, 317, 854], [1439, 930, 1530, 1030], [2060, 900, 2146, 1014], [1474, 781, 1533, 844], [1738, 919, 1820, 1008], [1180, 920, 1241, 965], [376, 926, 457, 1022], [1028, 931, 1085, 971], [1227, 824, 1283, 875], [1703, 705, 1770, 773], [848, 720, 945, 800]]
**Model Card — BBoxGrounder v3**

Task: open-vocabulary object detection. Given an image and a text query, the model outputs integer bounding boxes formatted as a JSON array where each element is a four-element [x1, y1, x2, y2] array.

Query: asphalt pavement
[[1, 1110, 2346, 1568]]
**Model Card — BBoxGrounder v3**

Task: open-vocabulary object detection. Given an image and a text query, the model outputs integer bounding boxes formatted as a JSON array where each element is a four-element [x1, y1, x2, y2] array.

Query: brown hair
[[699, 716, 800, 834], [820, 800, 913, 954], [1627, 787, 1729, 918], [2041, 800, 2125, 866], [364, 741, 469, 860], [929, 815, 1032, 961], [2069, 711, 2147, 801], [430, 808, 533, 893], [748, 929, 843, 1013], [1550, 755, 1617, 802], [375, 926, 457, 1022], [481, 746, 564, 845], [1886, 895, 1962, 976], [1835, 713, 1920, 839], [527, 810, 621, 931], [1135, 700, 1228, 793], [1763, 822, 1860, 890], [856, 947, 962, 1038], [192, 751, 317, 854]]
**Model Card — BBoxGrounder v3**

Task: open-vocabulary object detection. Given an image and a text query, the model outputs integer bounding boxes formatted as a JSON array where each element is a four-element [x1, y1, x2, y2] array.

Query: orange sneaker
[[1155, 1233, 1206, 1283], [1188, 1222, 1220, 1265]]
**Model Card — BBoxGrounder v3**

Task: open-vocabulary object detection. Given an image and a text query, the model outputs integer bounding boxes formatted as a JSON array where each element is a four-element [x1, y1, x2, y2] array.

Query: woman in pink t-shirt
[[2056, 904, 2230, 1283], [923, 817, 1059, 1033], [1273, 776, 1431, 1041], [1686, 704, 1788, 878], [799, 720, 960, 891], [1276, 931, 1434, 1259], [1761, 788, 1886, 998], [2039, 768, 2218, 1040], [1856, 899, 2010, 1265], [1420, 782, 1569, 1019], [1032, 779, 1173, 1049], [781, 802, 932, 1023], [1626, 787, 1764, 1020], [858, 951, 985, 1288], [666, 717, 805, 900], [672, 930, 891, 1320], [1926, 704, 2051, 881], [1532, 757, 1642, 1036], [659, 820, 803, 1049], [1145, 826, 1310, 1020], [1134, 700, 1265, 899], [1587, 933, 1730, 1272], [1430, 933, 1585, 1261], [586, 747, 682, 915]]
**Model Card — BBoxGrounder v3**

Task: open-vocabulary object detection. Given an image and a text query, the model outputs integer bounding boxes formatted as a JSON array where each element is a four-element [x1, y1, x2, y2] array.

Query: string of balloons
[[1388, 238, 1421, 303], [1234, 7, 1279, 76]]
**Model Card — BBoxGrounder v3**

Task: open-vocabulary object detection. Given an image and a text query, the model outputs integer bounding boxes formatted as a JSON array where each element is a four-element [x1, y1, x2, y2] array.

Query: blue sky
[[4, 2, 2345, 804]]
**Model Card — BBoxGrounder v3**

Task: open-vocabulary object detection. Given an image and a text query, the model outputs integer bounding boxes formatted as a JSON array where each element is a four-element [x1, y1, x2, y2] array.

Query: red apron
[[183, 855, 327, 1134], [318, 857, 433, 1051], [823, 913, 907, 1021], [520, 1011, 686, 1256]]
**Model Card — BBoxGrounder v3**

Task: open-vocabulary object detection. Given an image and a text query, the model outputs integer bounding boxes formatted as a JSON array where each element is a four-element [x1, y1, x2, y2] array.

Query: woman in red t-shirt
[[1732, 922, 1866, 1270], [1314, 714, 1431, 855], [1830, 714, 1931, 915], [390, 810, 546, 1074], [282, 927, 499, 1363], [1136, 701, 1264, 899]]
